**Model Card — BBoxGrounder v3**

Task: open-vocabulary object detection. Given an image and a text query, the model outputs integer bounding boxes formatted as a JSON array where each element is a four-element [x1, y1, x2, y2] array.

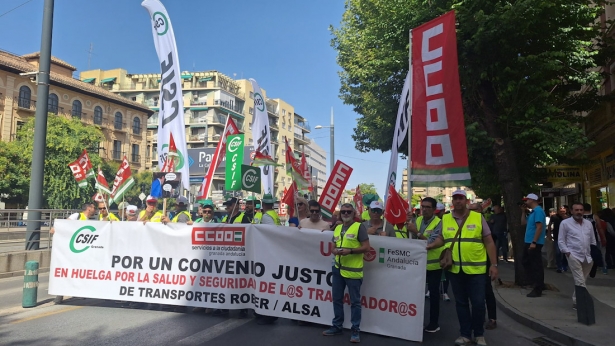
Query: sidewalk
[[494, 262, 615, 346]]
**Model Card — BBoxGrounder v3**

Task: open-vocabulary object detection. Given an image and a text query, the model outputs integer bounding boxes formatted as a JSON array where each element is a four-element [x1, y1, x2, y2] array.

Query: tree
[[0, 140, 30, 206], [14, 115, 105, 209], [358, 183, 378, 196], [411, 194, 421, 207], [331, 0, 609, 284]]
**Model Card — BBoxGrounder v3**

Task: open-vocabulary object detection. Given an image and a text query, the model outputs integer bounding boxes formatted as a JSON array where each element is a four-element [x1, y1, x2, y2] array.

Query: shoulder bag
[[439, 213, 470, 270]]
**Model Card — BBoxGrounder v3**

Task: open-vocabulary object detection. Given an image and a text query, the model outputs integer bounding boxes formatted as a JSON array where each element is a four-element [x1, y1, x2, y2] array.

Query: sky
[[0, 0, 407, 197]]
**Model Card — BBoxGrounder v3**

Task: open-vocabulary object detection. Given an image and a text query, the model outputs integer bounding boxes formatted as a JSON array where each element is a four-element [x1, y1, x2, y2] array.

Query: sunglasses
[[340, 210, 354, 215], [370, 209, 383, 214], [309, 209, 320, 214], [98, 207, 106, 210], [297, 202, 305, 206]]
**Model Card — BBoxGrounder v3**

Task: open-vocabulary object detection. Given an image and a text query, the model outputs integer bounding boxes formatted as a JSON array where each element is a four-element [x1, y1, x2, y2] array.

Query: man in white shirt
[[299, 201, 331, 231], [558, 202, 596, 307]]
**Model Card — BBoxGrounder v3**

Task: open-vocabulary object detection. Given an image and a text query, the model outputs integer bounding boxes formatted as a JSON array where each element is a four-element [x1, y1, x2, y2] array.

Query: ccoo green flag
[[225, 134, 244, 191]]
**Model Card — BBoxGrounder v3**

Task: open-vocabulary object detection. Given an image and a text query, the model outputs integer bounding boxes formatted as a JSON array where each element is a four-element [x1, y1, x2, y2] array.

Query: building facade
[[401, 169, 477, 208], [0, 51, 153, 170], [305, 139, 327, 198], [80, 68, 314, 200]]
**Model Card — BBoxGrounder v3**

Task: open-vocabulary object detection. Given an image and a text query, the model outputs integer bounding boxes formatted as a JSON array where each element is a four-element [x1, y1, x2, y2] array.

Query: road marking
[[176, 318, 252, 345], [9, 306, 82, 324]]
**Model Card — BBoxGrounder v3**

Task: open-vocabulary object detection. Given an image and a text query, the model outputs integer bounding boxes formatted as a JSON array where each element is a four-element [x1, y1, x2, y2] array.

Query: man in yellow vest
[[162, 196, 192, 224], [221, 197, 252, 224], [427, 190, 498, 346], [244, 196, 261, 224], [259, 194, 281, 225], [138, 196, 164, 223], [362, 201, 395, 236], [322, 203, 370, 343], [406, 197, 447, 333], [98, 202, 119, 221]]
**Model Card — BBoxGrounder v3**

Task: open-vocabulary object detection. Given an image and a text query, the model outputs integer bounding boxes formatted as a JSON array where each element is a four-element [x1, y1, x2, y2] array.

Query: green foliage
[[123, 171, 153, 207], [358, 183, 378, 196], [411, 194, 422, 206], [0, 140, 30, 205], [13, 115, 105, 208]]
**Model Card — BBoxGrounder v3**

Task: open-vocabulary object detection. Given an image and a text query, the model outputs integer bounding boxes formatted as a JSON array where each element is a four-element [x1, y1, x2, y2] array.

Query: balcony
[[213, 99, 243, 115], [71, 110, 87, 120], [132, 126, 142, 135], [188, 134, 207, 142], [113, 121, 127, 131], [144, 99, 159, 108], [48, 106, 64, 115], [209, 114, 226, 125], [269, 121, 279, 130], [147, 116, 158, 128], [131, 154, 141, 163], [266, 102, 278, 116], [93, 116, 105, 126], [294, 121, 311, 132], [111, 150, 123, 160], [190, 99, 208, 106], [294, 133, 309, 144], [16, 97, 36, 112]]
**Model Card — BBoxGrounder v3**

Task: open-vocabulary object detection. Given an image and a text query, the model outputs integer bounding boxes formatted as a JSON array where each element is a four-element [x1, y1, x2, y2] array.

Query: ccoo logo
[[153, 12, 169, 36], [69, 226, 99, 253]]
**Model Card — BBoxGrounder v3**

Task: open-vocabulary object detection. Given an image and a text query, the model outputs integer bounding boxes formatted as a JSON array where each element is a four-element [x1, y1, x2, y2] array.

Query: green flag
[[241, 165, 262, 193], [225, 134, 244, 191]]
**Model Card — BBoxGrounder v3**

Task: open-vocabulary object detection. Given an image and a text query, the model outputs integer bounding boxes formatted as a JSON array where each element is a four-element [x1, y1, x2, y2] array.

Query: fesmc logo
[[254, 92, 265, 112], [161, 143, 184, 169], [69, 226, 101, 253], [153, 11, 169, 36], [228, 136, 242, 153]]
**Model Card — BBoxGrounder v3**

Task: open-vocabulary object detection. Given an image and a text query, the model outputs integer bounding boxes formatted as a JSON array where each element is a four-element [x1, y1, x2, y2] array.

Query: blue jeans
[[555, 241, 568, 271], [331, 266, 362, 331], [447, 271, 486, 339]]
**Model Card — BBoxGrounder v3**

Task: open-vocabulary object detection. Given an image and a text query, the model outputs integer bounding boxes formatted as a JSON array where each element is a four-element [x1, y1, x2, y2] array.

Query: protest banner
[[49, 221, 426, 342]]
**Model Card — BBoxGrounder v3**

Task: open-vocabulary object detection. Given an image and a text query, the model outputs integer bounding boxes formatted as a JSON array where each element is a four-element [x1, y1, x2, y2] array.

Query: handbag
[[439, 213, 470, 270], [590, 244, 604, 267]]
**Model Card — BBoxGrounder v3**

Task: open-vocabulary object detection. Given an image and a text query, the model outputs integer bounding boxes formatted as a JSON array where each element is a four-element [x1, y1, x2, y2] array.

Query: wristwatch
[[532, 241, 537, 245], [491, 264, 498, 267]]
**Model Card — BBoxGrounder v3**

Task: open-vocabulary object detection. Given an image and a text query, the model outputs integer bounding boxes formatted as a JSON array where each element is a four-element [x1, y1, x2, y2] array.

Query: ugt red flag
[[384, 184, 409, 225], [300, 151, 313, 192], [410, 11, 471, 187], [285, 137, 309, 188], [353, 184, 364, 215], [198, 116, 240, 199]]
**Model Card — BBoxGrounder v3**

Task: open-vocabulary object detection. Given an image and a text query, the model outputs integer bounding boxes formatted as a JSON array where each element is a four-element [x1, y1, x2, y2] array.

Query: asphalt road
[[0, 274, 544, 346]]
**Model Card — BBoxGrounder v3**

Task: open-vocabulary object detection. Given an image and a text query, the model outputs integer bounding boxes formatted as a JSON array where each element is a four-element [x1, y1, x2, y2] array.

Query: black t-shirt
[[551, 215, 565, 241], [488, 213, 507, 236]]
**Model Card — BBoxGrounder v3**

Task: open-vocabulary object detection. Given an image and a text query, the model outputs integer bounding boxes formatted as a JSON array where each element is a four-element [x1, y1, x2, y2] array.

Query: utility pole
[[329, 107, 334, 174], [26, 0, 54, 250]]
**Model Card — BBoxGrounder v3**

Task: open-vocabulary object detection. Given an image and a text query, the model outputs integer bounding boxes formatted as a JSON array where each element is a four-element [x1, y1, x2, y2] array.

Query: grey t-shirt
[[362, 220, 396, 237]]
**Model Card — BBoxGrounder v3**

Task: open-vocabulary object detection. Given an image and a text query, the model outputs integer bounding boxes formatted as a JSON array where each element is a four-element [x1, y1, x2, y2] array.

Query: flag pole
[[97, 164, 111, 221], [407, 29, 413, 204]]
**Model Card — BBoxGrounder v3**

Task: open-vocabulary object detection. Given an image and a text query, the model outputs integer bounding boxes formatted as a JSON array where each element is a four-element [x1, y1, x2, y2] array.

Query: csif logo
[[254, 93, 265, 112], [228, 137, 242, 153], [152, 11, 169, 36], [69, 226, 99, 253], [242, 168, 259, 189]]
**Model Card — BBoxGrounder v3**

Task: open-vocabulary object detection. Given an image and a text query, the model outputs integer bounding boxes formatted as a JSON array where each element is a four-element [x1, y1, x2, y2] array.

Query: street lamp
[[314, 107, 334, 175]]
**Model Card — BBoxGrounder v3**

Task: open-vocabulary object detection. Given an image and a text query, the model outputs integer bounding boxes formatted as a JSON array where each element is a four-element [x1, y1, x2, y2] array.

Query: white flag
[[384, 71, 411, 201], [249, 79, 274, 194], [142, 0, 189, 189]]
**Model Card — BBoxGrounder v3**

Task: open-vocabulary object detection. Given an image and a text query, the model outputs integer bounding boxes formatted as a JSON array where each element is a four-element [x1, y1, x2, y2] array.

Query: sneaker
[[425, 291, 430, 299], [442, 293, 451, 301], [424, 324, 440, 333], [322, 327, 343, 336], [454, 336, 473, 345], [526, 289, 542, 298], [475, 336, 487, 346], [602, 268, 608, 275], [350, 330, 360, 343], [485, 319, 497, 330]]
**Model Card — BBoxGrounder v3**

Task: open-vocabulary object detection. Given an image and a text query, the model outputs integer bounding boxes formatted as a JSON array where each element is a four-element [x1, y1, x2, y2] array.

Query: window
[[131, 144, 140, 162], [94, 106, 103, 125], [131, 97, 137, 101], [249, 91, 254, 99], [249, 107, 253, 115], [48, 93, 59, 114], [113, 140, 122, 160], [132, 117, 141, 135], [282, 109, 286, 116], [18, 85, 31, 108], [72, 100, 82, 118], [146, 145, 151, 159], [114, 112, 123, 129]]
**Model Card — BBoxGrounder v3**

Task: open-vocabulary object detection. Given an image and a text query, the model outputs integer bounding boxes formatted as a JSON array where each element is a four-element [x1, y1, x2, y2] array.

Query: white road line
[[176, 318, 252, 345]]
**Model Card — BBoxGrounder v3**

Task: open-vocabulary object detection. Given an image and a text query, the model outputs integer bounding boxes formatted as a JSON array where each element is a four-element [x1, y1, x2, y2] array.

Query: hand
[[379, 231, 387, 236], [529, 243, 536, 250], [489, 266, 498, 281], [50, 227, 55, 235], [406, 223, 419, 235], [367, 226, 379, 235]]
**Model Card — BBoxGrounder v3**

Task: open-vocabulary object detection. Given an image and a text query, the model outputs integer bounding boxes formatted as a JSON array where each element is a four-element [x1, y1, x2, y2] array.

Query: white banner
[[49, 221, 426, 342], [384, 71, 412, 200], [249, 79, 274, 195], [142, 0, 190, 189]]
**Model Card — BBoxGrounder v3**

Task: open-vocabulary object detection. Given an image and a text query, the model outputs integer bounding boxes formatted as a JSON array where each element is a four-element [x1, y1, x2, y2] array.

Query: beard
[[572, 214, 583, 221], [341, 216, 353, 222]]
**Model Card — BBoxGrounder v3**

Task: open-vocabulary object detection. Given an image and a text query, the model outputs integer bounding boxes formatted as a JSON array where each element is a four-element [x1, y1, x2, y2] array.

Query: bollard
[[22, 261, 39, 308]]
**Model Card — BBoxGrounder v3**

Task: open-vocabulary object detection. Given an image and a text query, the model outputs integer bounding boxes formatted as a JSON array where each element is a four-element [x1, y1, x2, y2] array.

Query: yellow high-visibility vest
[[441, 211, 486, 274]]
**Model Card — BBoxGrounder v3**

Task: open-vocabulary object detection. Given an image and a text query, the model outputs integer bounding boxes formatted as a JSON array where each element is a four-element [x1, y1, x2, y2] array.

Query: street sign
[[241, 165, 261, 193], [139, 193, 146, 201]]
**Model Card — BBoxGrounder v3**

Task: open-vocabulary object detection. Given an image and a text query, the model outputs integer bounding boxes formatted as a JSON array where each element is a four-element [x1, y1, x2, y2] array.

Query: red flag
[[68, 159, 88, 188], [77, 149, 95, 178], [282, 182, 297, 217], [285, 137, 309, 188], [318, 160, 353, 218], [384, 184, 409, 225], [410, 11, 471, 187], [109, 156, 135, 204], [198, 117, 240, 199], [95, 168, 111, 194], [251, 151, 282, 167], [353, 184, 364, 215], [160, 133, 178, 172], [92, 192, 105, 203], [300, 151, 313, 192]]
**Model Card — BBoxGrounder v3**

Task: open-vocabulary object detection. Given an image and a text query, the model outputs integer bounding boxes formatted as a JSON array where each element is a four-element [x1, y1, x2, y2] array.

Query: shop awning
[[181, 74, 193, 80], [82, 78, 96, 83], [198, 77, 212, 82], [101, 77, 116, 83], [190, 107, 209, 111]]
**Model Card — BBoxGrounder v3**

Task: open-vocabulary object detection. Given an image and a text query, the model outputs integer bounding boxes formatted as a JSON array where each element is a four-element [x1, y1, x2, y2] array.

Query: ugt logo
[[69, 226, 99, 254], [153, 11, 169, 36]]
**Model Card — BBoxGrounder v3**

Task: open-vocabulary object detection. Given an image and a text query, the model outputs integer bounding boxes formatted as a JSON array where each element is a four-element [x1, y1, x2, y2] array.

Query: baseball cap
[[523, 193, 539, 201], [117, 201, 129, 210], [436, 202, 445, 211], [176, 196, 188, 204], [223, 197, 238, 206], [146, 195, 157, 203], [369, 201, 383, 210], [452, 189, 467, 197], [126, 205, 138, 216]]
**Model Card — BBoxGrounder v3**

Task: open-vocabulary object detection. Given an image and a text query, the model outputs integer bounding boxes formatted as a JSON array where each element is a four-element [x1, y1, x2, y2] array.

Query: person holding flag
[[98, 202, 119, 221], [162, 196, 192, 224], [362, 201, 395, 236], [221, 197, 252, 224]]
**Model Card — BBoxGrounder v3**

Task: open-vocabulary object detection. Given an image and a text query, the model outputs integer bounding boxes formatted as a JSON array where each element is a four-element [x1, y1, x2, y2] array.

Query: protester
[[162, 196, 191, 224], [322, 203, 370, 343], [427, 190, 498, 346], [260, 194, 281, 226], [138, 196, 164, 223], [244, 196, 259, 223], [395, 210, 414, 239], [435, 203, 446, 218], [520, 193, 546, 298], [596, 210, 609, 275], [558, 203, 596, 309], [125, 205, 138, 221], [583, 203, 605, 278], [488, 205, 508, 262], [361, 194, 379, 221], [194, 200, 219, 223], [545, 208, 556, 269], [470, 203, 497, 331], [362, 201, 395, 237], [117, 201, 129, 220], [221, 197, 252, 224], [299, 200, 331, 231], [98, 202, 119, 221]]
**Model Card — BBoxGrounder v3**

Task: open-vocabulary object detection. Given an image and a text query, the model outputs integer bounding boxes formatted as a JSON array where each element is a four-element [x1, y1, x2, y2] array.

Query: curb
[[0, 267, 50, 280], [494, 287, 595, 346]]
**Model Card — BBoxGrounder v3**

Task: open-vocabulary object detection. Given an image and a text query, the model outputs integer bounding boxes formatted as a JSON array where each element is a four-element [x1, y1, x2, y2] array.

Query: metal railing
[[213, 99, 243, 114], [111, 150, 123, 160], [114, 121, 126, 130], [71, 110, 87, 119], [132, 126, 142, 135], [17, 97, 36, 111], [131, 154, 141, 162], [0, 209, 76, 252]]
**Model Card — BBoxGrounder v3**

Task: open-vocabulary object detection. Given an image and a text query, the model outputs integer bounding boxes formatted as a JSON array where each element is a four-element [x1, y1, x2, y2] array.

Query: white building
[[305, 139, 328, 198]]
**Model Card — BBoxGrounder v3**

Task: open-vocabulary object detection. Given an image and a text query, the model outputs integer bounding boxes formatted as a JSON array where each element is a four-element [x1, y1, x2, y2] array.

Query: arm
[[339, 239, 370, 255], [426, 234, 445, 250], [483, 234, 498, 280], [532, 222, 543, 243], [558, 221, 570, 255]]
